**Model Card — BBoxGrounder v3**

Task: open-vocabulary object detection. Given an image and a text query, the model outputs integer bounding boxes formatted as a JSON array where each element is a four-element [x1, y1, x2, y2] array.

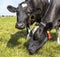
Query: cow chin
[[15, 23, 25, 29]]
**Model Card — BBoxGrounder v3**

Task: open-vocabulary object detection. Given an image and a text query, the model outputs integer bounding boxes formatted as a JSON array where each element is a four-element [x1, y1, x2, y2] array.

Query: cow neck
[[41, 0, 53, 25], [32, 0, 52, 19]]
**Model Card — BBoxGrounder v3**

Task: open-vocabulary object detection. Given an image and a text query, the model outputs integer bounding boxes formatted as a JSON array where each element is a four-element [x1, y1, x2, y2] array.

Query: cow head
[[7, 2, 33, 29], [28, 25, 47, 54]]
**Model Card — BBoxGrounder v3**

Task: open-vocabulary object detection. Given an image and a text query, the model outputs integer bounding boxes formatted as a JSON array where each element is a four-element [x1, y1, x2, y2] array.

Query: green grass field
[[0, 16, 60, 57]]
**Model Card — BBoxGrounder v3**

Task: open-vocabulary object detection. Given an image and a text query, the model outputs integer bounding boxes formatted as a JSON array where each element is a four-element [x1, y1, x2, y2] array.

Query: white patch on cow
[[27, 28, 31, 40], [57, 28, 60, 44], [22, 3, 27, 8], [48, 0, 51, 3], [28, 28, 31, 33], [27, 34, 31, 40], [32, 26, 39, 34]]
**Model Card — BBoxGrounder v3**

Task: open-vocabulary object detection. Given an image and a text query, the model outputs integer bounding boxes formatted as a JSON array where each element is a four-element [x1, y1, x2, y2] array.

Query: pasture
[[0, 16, 60, 57]]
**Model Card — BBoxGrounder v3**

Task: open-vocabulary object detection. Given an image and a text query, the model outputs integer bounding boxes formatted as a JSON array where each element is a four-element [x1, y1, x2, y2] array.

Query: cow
[[27, 0, 60, 54], [7, 1, 35, 34], [7, 0, 51, 34]]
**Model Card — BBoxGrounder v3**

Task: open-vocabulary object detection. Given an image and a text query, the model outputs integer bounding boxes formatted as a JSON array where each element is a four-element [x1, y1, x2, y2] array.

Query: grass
[[0, 16, 60, 57]]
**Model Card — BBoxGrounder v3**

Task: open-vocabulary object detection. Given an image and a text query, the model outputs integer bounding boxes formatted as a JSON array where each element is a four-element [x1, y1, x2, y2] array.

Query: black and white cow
[[7, 1, 35, 34], [28, 0, 60, 54], [7, 0, 51, 34]]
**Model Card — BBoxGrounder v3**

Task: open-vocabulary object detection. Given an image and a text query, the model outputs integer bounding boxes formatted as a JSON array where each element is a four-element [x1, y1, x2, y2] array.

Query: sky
[[0, 0, 24, 16]]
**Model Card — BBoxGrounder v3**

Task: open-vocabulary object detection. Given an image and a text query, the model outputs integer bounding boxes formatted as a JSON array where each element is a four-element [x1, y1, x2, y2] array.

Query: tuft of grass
[[0, 16, 60, 57]]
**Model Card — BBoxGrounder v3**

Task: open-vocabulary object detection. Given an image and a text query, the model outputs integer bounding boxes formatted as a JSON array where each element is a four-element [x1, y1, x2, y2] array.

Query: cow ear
[[7, 5, 17, 13]]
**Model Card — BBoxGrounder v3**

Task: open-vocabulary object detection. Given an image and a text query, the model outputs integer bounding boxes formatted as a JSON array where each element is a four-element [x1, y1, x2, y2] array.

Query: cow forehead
[[22, 3, 28, 8]]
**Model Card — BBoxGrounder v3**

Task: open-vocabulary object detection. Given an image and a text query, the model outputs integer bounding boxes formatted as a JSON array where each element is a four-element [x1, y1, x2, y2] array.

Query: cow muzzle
[[15, 23, 25, 29]]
